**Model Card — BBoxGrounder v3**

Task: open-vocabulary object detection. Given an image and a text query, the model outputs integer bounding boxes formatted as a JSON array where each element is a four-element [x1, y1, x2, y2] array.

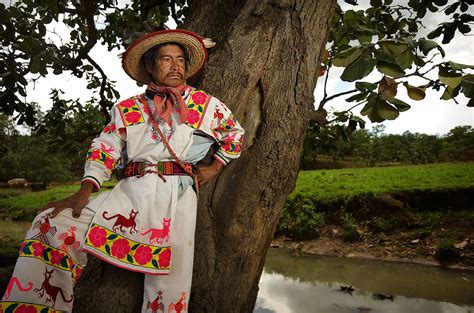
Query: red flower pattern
[[134, 245, 153, 265], [88, 226, 107, 247], [119, 99, 135, 108], [32, 241, 45, 257], [15, 304, 37, 313], [125, 111, 142, 124], [74, 266, 83, 281], [187, 109, 200, 124], [158, 249, 171, 268], [50, 249, 64, 266], [111, 239, 131, 259], [191, 91, 207, 104], [89, 150, 101, 160], [103, 157, 115, 170], [102, 123, 116, 134]]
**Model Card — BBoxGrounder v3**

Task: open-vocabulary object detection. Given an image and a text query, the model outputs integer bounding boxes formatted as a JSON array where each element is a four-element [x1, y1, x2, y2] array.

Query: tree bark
[[74, 0, 335, 312]]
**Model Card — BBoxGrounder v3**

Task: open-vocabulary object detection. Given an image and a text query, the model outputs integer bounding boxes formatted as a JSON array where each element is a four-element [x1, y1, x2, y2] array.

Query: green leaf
[[107, 234, 118, 240], [461, 74, 474, 98], [346, 92, 368, 102], [152, 259, 159, 268], [30, 55, 43, 74], [356, 82, 377, 91], [418, 39, 445, 57], [439, 71, 462, 89], [333, 46, 364, 67], [458, 24, 471, 34], [127, 254, 134, 263], [403, 82, 426, 100], [447, 61, 474, 70], [467, 98, 474, 107], [341, 50, 376, 82], [379, 94, 411, 112], [376, 61, 405, 78], [441, 85, 460, 100], [374, 96, 399, 120], [427, 27, 443, 39], [105, 244, 111, 255], [131, 243, 140, 250]]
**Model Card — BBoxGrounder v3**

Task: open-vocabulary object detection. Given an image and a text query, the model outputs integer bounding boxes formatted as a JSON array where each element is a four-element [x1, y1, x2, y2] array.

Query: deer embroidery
[[3, 276, 33, 300], [58, 226, 80, 253], [168, 292, 187, 313], [102, 209, 139, 234], [147, 290, 164, 312], [142, 218, 171, 245], [34, 268, 73, 305], [31, 213, 57, 245]]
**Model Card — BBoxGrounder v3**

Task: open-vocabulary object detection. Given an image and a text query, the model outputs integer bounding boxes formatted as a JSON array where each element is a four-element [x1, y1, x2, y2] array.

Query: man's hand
[[39, 181, 95, 218], [196, 159, 224, 186]]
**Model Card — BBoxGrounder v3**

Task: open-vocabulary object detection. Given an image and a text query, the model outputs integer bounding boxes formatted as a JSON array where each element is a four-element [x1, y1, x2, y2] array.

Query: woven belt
[[123, 161, 194, 178]]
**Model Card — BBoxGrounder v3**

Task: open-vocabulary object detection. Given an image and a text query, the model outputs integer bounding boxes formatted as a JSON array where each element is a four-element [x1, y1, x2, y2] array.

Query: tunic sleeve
[[81, 105, 127, 191], [209, 99, 245, 165]]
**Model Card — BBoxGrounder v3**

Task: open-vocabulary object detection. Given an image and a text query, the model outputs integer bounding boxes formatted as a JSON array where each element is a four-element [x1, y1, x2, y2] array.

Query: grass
[[0, 181, 116, 221], [291, 162, 474, 200]]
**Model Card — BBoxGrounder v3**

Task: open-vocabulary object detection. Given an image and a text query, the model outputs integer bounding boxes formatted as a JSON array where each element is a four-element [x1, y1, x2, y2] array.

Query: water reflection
[[255, 248, 474, 313]]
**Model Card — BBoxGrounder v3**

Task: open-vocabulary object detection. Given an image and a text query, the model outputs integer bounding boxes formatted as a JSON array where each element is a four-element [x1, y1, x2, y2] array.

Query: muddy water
[[254, 248, 474, 313]]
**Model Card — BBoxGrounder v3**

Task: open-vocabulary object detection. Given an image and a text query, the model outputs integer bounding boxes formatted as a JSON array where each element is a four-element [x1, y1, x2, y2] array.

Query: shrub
[[434, 239, 459, 263], [278, 197, 325, 240]]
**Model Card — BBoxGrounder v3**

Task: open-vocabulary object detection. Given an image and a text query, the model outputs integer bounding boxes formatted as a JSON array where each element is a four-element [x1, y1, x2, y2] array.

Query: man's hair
[[141, 42, 191, 71]]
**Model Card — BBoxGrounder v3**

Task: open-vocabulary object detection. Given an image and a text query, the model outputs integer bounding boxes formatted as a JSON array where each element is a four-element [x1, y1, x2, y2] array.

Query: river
[[254, 248, 474, 313]]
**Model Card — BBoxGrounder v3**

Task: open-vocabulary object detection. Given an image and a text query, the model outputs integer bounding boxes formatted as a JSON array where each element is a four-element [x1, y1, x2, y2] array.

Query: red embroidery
[[58, 226, 80, 253], [168, 292, 187, 313], [34, 268, 73, 306], [111, 238, 131, 259], [102, 123, 116, 134], [31, 213, 57, 245], [102, 209, 139, 234], [3, 276, 33, 300], [147, 290, 164, 313], [141, 218, 171, 245], [134, 245, 153, 265]]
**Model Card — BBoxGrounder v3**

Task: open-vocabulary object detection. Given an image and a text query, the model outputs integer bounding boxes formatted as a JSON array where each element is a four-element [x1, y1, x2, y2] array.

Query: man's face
[[148, 44, 187, 87]]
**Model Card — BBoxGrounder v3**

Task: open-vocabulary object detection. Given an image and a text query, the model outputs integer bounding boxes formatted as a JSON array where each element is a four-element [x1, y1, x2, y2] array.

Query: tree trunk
[[74, 0, 335, 312]]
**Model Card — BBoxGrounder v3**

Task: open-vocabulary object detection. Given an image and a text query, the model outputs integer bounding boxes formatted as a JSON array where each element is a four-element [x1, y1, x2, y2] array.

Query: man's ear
[[145, 61, 153, 75]]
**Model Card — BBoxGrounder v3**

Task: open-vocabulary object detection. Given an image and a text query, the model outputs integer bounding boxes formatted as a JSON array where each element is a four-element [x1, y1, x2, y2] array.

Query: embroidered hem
[[83, 223, 171, 275]]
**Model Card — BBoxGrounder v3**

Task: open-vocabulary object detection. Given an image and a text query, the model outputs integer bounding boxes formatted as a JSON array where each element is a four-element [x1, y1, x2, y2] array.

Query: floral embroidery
[[18, 240, 83, 285], [191, 91, 207, 104], [86, 148, 116, 172], [134, 245, 152, 265], [186, 90, 209, 129], [102, 123, 116, 134], [84, 223, 171, 271], [87, 225, 107, 247], [187, 109, 200, 125], [0, 302, 62, 313], [215, 114, 237, 132], [219, 141, 242, 155], [111, 238, 130, 259], [117, 98, 145, 126]]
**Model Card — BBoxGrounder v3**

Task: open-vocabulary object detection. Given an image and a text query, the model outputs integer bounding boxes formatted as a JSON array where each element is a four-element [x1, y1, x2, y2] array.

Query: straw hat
[[122, 29, 210, 85]]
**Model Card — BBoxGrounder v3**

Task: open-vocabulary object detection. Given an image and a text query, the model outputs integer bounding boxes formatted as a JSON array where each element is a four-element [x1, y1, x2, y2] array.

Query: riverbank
[[272, 225, 474, 270]]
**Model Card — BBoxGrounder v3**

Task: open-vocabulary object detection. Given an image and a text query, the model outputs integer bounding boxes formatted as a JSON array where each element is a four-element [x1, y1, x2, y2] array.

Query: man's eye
[[161, 57, 171, 62]]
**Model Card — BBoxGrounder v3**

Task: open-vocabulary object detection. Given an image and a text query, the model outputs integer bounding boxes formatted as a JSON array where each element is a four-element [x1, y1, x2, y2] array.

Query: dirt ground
[[272, 223, 474, 270]]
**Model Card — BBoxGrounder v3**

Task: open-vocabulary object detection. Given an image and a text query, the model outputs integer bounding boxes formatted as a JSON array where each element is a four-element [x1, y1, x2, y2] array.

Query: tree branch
[[85, 55, 111, 120]]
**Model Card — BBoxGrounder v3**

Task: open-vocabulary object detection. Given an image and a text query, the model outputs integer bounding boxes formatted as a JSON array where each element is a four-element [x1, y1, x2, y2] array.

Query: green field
[[291, 162, 474, 200]]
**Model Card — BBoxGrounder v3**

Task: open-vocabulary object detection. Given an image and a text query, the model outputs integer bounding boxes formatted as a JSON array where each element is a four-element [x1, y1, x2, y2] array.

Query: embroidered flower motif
[[119, 99, 135, 108], [50, 249, 64, 266], [102, 123, 116, 134], [134, 245, 153, 265], [15, 304, 37, 313], [191, 91, 207, 104], [74, 266, 84, 281], [104, 157, 115, 170], [32, 241, 45, 257], [88, 226, 107, 247], [227, 117, 235, 128], [111, 238, 131, 259], [89, 150, 101, 160], [20, 241, 27, 252], [158, 248, 171, 268], [187, 109, 200, 125], [125, 111, 142, 124]]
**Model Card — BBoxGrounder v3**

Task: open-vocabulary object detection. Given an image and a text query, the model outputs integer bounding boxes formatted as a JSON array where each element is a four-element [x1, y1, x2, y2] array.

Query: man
[[1, 29, 244, 312]]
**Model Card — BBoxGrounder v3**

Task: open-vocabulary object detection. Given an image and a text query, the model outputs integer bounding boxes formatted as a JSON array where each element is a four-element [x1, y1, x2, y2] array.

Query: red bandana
[[146, 82, 189, 124]]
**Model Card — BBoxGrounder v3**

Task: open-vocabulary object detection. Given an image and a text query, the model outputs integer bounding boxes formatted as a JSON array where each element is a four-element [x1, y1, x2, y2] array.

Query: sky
[[16, 0, 474, 135]]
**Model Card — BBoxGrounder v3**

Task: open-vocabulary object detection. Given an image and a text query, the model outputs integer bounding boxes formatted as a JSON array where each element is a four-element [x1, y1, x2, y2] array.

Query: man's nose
[[170, 59, 178, 70]]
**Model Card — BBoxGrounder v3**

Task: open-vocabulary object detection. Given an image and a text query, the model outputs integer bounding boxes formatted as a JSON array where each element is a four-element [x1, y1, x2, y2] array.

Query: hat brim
[[122, 29, 208, 85]]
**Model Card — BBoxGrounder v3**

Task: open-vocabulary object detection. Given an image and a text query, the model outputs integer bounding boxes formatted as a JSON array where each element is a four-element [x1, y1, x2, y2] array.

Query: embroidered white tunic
[[81, 86, 244, 275]]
